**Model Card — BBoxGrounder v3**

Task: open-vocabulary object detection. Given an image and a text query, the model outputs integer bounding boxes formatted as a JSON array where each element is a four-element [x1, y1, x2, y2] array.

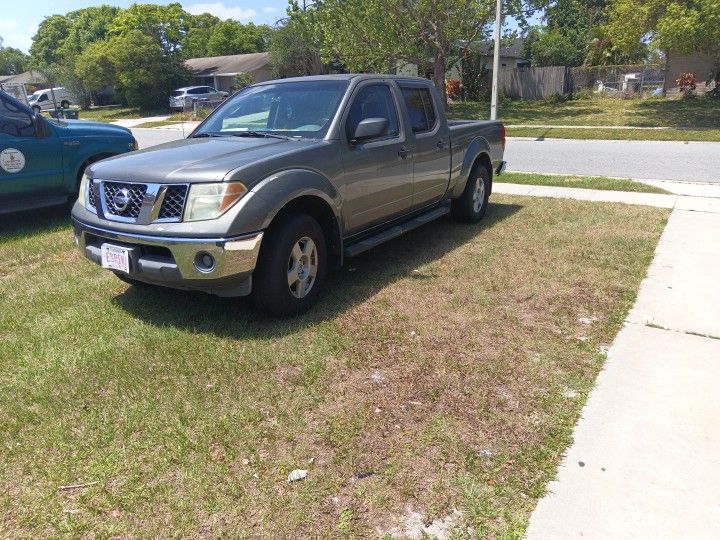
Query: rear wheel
[[252, 213, 327, 317], [452, 164, 490, 223], [60, 100, 70, 109]]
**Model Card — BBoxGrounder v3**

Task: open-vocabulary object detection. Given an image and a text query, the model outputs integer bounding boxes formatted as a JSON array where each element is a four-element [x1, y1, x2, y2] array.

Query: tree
[[75, 31, 190, 108], [316, 0, 524, 106], [206, 21, 270, 56], [182, 13, 222, 58], [605, 0, 720, 72], [269, 2, 327, 77], [109, 3, 192, 56], [523, 1, 611, 66], [30, 15, 71, 66], [57, 6, 120, 62], [0, 40, 30, 74]]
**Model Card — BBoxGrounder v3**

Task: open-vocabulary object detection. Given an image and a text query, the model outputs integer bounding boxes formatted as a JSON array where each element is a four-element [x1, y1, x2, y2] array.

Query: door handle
[[398, 146, 410, 159], [436, 139, 447, 149]]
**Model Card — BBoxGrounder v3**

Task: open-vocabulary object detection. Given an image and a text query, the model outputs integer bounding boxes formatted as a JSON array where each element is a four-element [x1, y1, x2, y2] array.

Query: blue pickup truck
[[0, 90, 137, 215]]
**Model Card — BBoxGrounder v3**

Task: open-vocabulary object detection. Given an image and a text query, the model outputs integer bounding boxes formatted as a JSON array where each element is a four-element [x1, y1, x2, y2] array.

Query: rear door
[[0, 94, 64, 209], [398, 82, 451, 208], [341, 82, 413, 233]]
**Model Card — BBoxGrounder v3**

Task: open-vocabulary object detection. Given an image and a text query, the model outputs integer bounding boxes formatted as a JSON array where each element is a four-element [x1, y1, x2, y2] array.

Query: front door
[[341, 83, 413, 233], [0, 94, 63, 210], [399, 84, 451, 208]]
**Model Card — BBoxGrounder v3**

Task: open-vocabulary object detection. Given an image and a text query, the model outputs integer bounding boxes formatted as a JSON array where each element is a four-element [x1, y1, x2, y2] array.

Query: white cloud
[[262, 7, 279, 13], [184, 3, 257, 21], [0, 19, 20, 31]]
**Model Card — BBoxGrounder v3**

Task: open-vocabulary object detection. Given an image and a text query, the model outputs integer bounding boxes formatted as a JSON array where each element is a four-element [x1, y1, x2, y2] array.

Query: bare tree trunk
[[432, 54, 447, 109]]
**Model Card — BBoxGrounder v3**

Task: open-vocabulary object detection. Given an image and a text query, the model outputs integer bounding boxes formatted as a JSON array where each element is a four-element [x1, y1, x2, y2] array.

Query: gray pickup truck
[[72, 74, 506, 315]]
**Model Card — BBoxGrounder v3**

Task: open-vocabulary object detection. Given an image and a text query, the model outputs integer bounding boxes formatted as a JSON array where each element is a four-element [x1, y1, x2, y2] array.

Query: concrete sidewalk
[[507, 186, 720, 539]]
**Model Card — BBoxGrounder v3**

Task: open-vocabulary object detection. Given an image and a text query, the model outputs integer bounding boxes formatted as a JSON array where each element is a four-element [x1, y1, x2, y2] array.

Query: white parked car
[[169, 86, 228, 110], [27, 87, 73, 112]]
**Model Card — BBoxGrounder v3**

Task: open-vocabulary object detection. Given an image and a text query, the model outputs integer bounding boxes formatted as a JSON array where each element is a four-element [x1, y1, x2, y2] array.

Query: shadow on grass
[[113, 201, 523, 338], [0, 206, 71, 243]]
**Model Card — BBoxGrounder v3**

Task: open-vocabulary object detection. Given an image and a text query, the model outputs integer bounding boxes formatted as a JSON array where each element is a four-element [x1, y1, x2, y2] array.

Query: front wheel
[[252, 213, 327, 317], [32, 105, 41, 114], [452, 165, 490, 223]]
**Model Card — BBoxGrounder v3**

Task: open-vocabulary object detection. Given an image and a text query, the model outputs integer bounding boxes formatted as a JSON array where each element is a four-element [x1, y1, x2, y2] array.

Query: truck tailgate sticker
[[0, 148, 25, 173]]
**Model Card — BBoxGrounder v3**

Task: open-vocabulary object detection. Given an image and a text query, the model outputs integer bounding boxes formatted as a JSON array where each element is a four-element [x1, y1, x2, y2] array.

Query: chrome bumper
[[72, 218, 263, 295]]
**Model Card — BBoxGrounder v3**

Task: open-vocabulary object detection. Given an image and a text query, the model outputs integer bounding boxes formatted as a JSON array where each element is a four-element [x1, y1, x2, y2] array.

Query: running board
[[344, 204, 451, 258]]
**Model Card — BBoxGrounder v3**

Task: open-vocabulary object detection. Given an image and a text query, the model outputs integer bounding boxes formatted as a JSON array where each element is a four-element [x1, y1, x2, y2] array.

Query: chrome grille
[[103, 182, 146, 218], [87, 183, 97, 208], [159, 185, 188, 220]]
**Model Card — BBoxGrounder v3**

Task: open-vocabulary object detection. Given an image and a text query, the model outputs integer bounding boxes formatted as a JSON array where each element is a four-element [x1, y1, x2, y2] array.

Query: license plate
[[101, 244, 130, 274]]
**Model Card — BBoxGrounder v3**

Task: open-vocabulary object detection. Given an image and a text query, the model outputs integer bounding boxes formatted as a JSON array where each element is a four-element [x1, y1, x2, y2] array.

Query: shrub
[[677, 72, 697, 99], [446, 79, 460, 100]]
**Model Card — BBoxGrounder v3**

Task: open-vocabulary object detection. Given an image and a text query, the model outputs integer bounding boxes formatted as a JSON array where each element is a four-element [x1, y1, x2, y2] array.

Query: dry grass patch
[[0, 196, 668, 538]]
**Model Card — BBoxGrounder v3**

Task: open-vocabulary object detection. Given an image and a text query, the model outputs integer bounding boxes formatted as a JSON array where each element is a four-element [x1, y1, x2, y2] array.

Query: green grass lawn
[[449, 96, 720, 141], [77, 106, 170, 122], [499, 172, 671, 194], [507, 126, 720, 142], [0, 198, 668, 538]]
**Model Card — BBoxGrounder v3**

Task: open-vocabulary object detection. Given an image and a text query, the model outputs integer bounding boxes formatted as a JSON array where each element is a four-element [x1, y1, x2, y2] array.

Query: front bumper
[[73, 217, 263, 297]]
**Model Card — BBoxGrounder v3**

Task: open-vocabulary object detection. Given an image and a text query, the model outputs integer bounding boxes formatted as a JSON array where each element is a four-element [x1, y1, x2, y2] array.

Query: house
[[396, 38, 529, 80], [184, 52, 272, 93], [663, 52, 716, 95], [0, 70, 47, 88]]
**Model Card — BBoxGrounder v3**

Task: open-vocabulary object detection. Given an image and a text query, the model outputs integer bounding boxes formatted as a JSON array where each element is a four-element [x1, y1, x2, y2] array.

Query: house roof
[[185, 53, 270, 77], [0, 70, 47, 84], [473, 38, 526, 59]]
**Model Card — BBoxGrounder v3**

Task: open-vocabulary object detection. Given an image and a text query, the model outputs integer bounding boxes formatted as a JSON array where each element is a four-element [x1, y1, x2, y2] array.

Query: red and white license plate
[[101, 244, 130, 274]]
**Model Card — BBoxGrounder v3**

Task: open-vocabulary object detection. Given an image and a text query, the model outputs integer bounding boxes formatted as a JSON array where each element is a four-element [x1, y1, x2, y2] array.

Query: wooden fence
[[497, 66, 568, 100], [491, 64, 666, 100]]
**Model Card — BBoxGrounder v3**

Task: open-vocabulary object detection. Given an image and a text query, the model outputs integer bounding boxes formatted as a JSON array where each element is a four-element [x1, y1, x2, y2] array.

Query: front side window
[[0, 97, 35, 137], [345, 84, 399, 141], [400, 87, 437, 134], [197, 80, 348, 138], [38, 94, 48, 103]]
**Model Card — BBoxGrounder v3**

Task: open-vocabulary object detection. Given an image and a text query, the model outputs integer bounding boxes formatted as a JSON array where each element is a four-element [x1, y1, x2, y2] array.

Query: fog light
[[194, 251, 216, 273]]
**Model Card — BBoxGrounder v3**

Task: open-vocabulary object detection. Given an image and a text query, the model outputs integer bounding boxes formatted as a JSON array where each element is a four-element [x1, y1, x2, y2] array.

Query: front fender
[[450, 136, 492, 199], [248, 168, 341, 230]]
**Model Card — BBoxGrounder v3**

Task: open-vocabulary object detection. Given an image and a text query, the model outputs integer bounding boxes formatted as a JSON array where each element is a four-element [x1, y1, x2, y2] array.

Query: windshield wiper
[[191, 132, 221, 138], [231, 131, 292, 140]]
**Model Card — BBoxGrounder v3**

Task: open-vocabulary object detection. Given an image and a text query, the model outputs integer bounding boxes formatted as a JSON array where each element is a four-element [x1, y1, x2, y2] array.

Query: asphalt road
[[131, 128, 720, 184], [505, 138, 720, 183]]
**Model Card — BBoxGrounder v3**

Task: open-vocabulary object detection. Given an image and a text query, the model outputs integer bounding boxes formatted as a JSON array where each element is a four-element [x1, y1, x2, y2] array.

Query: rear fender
[[450, 137, 492, 198]]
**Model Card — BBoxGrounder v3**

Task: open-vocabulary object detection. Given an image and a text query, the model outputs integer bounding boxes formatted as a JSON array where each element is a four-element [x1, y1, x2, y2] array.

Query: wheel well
[[270, 196, 342, 268], [76, 153, 116, 184], [471, 152, 493, 194]]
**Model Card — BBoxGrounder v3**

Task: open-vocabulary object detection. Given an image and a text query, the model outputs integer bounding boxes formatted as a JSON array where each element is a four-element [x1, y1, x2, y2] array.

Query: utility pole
[[490, 0, 502, 120]]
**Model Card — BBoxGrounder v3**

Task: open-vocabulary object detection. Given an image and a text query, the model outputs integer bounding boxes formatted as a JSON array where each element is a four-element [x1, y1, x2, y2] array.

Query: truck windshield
[[196, 80, 348, 138]]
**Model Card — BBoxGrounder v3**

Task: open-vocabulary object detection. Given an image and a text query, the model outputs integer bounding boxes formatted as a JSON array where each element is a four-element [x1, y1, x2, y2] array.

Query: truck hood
[[88, 136, 321, 184], [52, 119, 133, 138]]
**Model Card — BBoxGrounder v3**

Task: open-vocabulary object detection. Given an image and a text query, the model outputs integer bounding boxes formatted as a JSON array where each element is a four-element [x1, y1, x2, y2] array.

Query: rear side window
[[345, 84, 399, 141], [400, 87, 437, 133]]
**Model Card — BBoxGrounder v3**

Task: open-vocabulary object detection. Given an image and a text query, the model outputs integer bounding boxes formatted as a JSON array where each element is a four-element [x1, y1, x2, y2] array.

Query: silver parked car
[[169, 86, 228, 110]]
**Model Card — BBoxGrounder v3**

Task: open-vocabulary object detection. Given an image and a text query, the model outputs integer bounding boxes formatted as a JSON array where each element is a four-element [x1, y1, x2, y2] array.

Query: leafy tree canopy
[[0, 38, 30, 75]]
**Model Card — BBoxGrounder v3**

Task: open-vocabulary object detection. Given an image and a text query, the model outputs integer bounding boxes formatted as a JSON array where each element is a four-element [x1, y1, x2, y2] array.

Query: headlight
[[78, 173, 89, 208], [183, 182, 248, 222]]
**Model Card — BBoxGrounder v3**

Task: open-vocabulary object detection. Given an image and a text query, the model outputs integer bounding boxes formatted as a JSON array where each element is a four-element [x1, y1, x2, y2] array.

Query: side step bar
[[343, 204, 451, 258]]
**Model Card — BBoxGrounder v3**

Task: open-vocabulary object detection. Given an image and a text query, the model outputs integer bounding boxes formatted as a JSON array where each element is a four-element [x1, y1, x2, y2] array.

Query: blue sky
[[0, 1, 540, 54], [0, 1, 290, 52]]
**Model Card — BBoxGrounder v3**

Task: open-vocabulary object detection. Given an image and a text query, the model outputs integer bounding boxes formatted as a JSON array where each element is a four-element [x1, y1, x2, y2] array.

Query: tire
[[60, 100, 70, 109], [452, 164, 490, 223], [32, 105, 41, 114], [252, 213, 327, 317]]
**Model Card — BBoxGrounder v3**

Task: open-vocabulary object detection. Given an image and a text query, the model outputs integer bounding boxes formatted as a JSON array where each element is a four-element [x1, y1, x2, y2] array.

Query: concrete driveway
[[505, 138, 720, 183]]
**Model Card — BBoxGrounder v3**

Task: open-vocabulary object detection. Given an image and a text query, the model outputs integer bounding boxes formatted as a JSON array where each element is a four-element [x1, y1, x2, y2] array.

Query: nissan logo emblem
[[112, 188, 132, 213]]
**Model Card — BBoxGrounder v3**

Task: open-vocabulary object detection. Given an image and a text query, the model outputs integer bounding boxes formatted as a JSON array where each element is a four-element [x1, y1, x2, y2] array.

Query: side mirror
[[351, 117, 389, 144]]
